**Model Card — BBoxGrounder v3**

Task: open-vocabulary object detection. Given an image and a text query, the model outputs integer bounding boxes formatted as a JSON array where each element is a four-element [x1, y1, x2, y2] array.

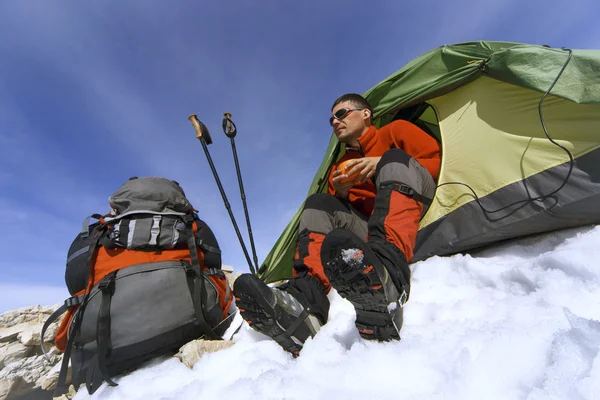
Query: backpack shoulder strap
[[194, 216, 222, 270], [54, 228, 105, 397]]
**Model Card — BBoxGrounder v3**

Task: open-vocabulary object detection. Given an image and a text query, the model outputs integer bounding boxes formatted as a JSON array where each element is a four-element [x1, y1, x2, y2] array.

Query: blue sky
[[1, 0, 599, 312]]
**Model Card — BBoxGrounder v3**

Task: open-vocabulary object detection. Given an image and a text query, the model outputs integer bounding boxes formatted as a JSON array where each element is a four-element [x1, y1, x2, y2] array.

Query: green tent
[[259, 41, 600, 283]]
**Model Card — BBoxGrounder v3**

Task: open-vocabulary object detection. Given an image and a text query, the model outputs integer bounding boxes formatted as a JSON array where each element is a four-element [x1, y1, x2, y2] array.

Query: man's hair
[[331, 93, 373, 124]]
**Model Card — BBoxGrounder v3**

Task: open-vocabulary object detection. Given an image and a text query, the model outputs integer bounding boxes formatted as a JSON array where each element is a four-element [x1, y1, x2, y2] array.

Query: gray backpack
[[42, 177, 233, 396]]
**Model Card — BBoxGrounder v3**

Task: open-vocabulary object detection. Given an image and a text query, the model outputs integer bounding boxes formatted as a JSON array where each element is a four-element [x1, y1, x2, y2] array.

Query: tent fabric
[[414, 148, 600, 261], [414, 76, 600, 261], [259, 41, 600, 283], [423, 76, 600, 230]]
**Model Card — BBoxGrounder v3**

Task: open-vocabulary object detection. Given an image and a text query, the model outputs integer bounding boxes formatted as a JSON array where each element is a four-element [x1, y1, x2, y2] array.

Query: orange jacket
[[327, 120, 441, 216]]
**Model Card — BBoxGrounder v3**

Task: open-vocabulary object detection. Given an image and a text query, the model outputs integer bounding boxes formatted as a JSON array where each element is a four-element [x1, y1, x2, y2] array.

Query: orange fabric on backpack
[[54, 291, 83, 352], [92, 247, 204, 287], [207, 274, 234, 320]]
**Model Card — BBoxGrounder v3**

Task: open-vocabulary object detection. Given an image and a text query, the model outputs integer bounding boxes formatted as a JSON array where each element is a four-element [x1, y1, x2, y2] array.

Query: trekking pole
[[188, 114, 257, 275], [222, 112, 260, 274]]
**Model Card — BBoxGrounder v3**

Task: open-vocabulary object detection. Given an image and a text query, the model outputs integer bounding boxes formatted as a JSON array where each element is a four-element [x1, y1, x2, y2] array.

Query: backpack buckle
[[398, 289, 408, 307], [182, 214, 195, 225], [98, 273, 116, 291], [182, 261, 195, 277], [395, 183, 414, 197], [64, 296, 82, 307]]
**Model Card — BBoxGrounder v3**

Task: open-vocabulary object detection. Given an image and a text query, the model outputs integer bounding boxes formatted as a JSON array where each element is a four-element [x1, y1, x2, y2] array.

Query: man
[[233, 94, 440, 355]]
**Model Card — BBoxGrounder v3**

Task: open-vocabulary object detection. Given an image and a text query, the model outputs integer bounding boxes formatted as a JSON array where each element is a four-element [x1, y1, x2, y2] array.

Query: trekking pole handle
[[188, 114, 213, 145], [222, 112, 237, 138], [188, 114, 204, 139]]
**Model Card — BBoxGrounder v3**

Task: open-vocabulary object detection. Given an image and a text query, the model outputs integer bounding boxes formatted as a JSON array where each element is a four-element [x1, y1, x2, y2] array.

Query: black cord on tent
[[435, 48, 574, 222]]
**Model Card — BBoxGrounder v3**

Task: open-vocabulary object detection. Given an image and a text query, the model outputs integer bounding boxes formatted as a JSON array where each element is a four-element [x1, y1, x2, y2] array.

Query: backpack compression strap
[[184, 215, 220, 340], [87, 271, 119, 393]]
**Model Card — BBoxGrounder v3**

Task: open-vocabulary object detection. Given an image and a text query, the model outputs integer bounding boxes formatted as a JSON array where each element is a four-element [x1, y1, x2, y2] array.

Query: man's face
[[330, 101, 369, 145]]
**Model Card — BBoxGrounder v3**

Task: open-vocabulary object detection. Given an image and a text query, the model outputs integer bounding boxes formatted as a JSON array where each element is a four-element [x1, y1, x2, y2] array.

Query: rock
[[46, 346, 61, 358], [39, 355, 71, 391], [176, 339, 235, 368], [17, 327, 40, 347], [0, 375, 28, 400], [0, 305, 65, 399], [221, 265, 234, 273], [221, 265, 241, 291], [0, 341, 31, 370], [0, 326, 22, 344], [0, 305, 62, 347], [52, 384, 76, 400], [0, 322, 59, 347], [0, 354, 59, 398], [227, 272, 242, 292], [0, 331, 18, 344], [0, 305, 58, 330]]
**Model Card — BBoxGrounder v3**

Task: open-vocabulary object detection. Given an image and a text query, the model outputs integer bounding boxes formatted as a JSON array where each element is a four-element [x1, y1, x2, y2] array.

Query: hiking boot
[[233, 273, 322, 356], [321, 228, 408, 341]]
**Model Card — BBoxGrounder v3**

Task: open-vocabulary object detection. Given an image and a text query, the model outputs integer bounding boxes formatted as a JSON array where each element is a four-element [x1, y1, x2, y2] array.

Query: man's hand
[[332, 157, 381, 198], [344, 157, 381, 183], [332, 170, 356, 198]]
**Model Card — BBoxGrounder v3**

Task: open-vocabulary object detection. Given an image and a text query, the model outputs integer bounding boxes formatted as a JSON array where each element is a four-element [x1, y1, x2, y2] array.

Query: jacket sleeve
[[387, 121, 441, 181]]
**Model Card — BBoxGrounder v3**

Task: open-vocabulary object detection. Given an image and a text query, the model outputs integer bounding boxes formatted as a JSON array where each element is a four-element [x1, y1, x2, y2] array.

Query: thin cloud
[[0, 282, 67, 314]]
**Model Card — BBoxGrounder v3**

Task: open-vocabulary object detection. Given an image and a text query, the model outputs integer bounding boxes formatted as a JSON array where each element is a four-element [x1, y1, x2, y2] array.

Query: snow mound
[[76, 225, 600, 400]]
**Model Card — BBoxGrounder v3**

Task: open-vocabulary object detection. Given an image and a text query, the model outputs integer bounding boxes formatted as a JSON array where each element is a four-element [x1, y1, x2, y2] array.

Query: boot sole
[[325, 257, 400, 341], [233, 275, 304, 355]]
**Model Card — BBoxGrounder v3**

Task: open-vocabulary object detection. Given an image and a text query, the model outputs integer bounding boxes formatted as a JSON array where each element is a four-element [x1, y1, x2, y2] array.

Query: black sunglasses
[[329, 108, 364, 126]]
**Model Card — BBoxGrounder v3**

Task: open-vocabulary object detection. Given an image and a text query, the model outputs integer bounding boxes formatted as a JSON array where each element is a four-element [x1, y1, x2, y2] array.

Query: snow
[[387, 301, 399, 312], [75, 225, 600, 400], [341, 248, 364, 265]]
